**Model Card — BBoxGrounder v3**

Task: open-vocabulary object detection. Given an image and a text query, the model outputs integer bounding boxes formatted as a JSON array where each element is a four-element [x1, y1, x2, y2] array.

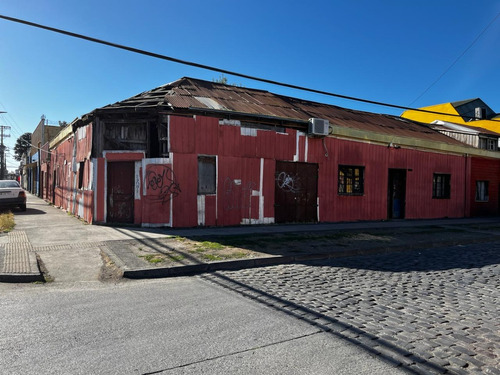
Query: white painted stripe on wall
[[92, 160, 97, 222], [259, 158, 264, 222], [197, 195, 206, 226], [305, 135, 309, 162], [78, 193, 84, 218], [294, 131, 300, 161]]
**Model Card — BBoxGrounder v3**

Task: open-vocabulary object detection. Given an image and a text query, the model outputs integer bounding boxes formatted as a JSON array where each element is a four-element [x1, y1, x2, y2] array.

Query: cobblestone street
[[205, 242, 500, 374]]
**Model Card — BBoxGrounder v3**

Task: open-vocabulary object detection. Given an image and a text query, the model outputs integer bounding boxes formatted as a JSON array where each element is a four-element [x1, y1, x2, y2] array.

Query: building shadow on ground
[[203, 271, 445, 375], [318, 244, 500, 272]]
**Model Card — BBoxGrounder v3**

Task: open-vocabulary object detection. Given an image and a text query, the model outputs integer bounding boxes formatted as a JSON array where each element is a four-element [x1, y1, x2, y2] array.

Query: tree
[[14, 132, 31, 161]]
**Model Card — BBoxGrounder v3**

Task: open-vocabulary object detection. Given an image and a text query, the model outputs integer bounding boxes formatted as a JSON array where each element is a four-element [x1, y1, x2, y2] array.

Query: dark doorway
[[107, 161, 135, 223], [275, 161, 318, 223], [388, 169, 407, 219]]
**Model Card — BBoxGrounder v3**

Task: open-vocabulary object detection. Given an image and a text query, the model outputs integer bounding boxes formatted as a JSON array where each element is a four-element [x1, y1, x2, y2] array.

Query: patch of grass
[[200, 254, 224, 261], [173, 235, 187, 242], [229, 251, 248, 259], [168, 254, 185, 262], [190, 248, 207, 254], [199, 241, 225, 250], [199, 251, 249, 262], [0, 211, 15, 232], [139, 254, 164, 264]]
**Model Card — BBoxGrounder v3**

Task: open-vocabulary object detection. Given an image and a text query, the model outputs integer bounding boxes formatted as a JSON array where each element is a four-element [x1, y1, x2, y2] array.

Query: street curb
[[0, 272, 44, 283], [118, 235, 500, 279]]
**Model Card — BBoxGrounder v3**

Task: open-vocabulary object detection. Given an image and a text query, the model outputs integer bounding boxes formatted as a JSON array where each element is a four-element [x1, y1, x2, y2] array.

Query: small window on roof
[[487, 138, 497, 151]]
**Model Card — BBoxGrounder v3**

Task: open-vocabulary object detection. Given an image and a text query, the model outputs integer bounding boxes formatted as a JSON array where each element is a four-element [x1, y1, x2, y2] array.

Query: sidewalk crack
[[142, 330, 322, 374]]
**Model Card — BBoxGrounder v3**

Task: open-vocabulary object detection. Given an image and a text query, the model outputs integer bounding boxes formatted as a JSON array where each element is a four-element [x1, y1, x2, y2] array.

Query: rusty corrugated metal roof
[[99, 77, 465, 145]]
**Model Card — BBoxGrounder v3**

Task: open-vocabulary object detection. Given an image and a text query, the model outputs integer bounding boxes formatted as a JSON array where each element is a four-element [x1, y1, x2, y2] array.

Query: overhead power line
[[409, 11, 500, 106], [0, 14, 498, 122]]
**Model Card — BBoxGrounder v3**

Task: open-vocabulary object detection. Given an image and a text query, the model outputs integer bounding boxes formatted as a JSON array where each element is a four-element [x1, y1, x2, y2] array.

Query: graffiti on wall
[[146, 165, 181, 204], [223, 177, 256, 211], [276, 171, 301, 193]]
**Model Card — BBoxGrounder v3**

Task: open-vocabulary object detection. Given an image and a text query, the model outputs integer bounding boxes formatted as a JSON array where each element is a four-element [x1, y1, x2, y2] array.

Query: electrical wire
[[409, 11, 500, 106], [0, 13, 495, 122]]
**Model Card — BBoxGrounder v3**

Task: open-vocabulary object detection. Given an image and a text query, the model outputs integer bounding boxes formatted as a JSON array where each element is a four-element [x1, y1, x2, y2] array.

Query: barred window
[[432, 174, 450, 199], [338, 165, 364, 195]]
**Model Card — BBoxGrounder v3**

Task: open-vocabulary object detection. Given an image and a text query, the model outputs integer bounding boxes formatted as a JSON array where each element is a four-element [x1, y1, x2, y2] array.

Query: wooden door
[[275, 161, 318, 223], [107, 162, 135, 223]]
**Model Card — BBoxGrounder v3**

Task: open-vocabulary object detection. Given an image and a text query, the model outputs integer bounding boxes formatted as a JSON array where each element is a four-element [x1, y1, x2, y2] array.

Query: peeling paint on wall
[[241, 127, 257, 137]]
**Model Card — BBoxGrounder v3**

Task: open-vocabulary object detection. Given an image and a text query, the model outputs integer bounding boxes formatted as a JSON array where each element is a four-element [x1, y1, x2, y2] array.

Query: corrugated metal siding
[[204, 195, 217, 226], [170, 116, 196, 154], [96, 158, 106, 222], [195, 117, 218, 155], [165, 114, 475, 227], [470, 158, 500, 216], [51, 137, 74, 212], [172, 153, 198, 227], [438, 130, 479, 148], [142, 163, 173, 224], [403, 150, 465, 219]]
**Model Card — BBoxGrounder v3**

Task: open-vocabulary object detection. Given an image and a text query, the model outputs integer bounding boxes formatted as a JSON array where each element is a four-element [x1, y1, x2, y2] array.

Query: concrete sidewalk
[[1, 193, 500, 283], [0, 230, 43, 283]]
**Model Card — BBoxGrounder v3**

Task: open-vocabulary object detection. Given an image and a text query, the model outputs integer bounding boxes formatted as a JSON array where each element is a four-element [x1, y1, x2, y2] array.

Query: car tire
[[20, 204, 27, 212]]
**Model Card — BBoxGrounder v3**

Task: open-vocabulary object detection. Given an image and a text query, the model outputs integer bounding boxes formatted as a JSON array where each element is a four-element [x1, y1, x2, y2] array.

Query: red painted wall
[[49, 115, 498, 227], [313, 138, 467, 222], [142, 163, 173, 224], [167, 115, 472, 227], [48, 125, 95, 223], [171, 153, 198, 227], [470, 157, 500, 216]]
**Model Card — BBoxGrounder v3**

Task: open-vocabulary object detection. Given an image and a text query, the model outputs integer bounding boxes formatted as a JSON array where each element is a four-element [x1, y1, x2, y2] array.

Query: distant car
[[0, 180, 27, 211]]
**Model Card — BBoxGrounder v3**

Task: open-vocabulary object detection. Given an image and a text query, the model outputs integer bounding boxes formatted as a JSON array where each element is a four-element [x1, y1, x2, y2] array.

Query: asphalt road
[[0, 278, 404, 375], [1, 194, 499, 374]]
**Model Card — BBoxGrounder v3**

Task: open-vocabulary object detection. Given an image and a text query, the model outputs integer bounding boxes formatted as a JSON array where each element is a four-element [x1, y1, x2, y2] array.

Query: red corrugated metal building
[[46, 77, 500, 227]]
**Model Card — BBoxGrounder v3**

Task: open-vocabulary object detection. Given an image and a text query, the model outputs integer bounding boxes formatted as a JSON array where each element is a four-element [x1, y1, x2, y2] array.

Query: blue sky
[[1, 1, 500, 171]]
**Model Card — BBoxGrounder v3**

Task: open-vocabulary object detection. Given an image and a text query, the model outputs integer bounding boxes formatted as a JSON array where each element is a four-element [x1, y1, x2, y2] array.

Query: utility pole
[[0, 124, 11, 179]]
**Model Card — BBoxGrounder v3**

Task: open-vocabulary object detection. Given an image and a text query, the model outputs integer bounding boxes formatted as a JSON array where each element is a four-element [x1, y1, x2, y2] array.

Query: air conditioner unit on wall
[[308, 118, 329, 137]]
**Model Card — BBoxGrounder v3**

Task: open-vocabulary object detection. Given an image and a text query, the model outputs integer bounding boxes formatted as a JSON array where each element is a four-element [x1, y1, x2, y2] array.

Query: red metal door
[[107, 162, 135, 223], [275, 161, 318, 223]]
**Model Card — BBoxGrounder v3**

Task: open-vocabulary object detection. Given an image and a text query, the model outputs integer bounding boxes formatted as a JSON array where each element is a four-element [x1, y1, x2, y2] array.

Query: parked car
[[0, 180, 27, 211]]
